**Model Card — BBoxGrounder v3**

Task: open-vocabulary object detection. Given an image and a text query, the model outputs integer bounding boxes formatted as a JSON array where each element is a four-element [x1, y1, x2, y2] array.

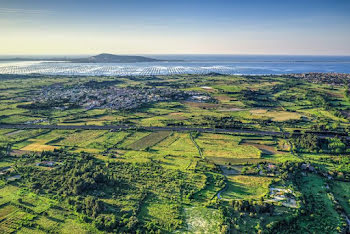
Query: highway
[[0, 124, 348, 139]]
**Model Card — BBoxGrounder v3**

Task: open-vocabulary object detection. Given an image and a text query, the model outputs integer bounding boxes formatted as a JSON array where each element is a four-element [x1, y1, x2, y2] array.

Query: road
[[0, 123, 286, 136], [0, 124, 348, 139]]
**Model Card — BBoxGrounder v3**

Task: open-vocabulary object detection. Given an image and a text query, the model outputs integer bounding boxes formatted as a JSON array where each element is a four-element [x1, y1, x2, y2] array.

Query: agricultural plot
[[55, 130, 107, 147], [166, 112, 188, 120], [146, 102, 184, 115], [221, 175, 275, 200], [156, 133, 199, 157], [58, 219, 92, 234], [0, 183, 96, 233], [241, 143, 281, 155], [138, 103, 212, 127], [19, 192, 54, 213], [17, 227, 48, 234], [140, 199, 182, 231], [117, 131, 151, 149], [21, 142, 58, 151], [183, 207, 223, 234], [14, 130, 70, 151], [0, 186, 20, 206], [156, 154, 198, 171], [192, 172, 224, 202], [195, 133, 261, 158], [0, 114, 40, 124], [0, 129, 47, 149], [4, 129, 23, 136], [0, 187, 60, 233], [60, 114, 116, 126], [121, 132, 200, 170], [0, 205, 16, 221], [213, 85, 243, 93], [159, 133, 199, 157], [208, 156, 276, 166], [298, 108, 348, 122], [138, 116, 170, 127], [127, 131, 171, 150], [86, 131, 130, 150], [249, 109, 302, 122], [184, 102, 221, 110], [34, 130, 71, 142], [295, 174, 343, 233], [0, 108, 27, 116], [0, 160, 13, 169], [0, 210, 35, 233], [331, 181, 350, 216]]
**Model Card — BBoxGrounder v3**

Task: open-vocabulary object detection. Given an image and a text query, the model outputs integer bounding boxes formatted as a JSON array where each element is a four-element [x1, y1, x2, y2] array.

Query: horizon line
[[1, 53, 350, 57]]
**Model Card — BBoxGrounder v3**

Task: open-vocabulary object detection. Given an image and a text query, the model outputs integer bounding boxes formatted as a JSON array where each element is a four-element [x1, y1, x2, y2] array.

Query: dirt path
[[5, 130, 23, 136], [217, 190, 222, 199], [190, 132, 203, 158], [217, 185, 227, 200]]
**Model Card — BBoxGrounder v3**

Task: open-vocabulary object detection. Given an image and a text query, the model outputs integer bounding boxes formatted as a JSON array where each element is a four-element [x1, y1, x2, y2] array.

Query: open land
[[0, 73, 350, 233]]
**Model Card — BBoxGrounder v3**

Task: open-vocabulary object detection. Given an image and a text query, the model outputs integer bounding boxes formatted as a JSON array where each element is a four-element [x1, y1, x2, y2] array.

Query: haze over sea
[[0, 55, 350, 76]]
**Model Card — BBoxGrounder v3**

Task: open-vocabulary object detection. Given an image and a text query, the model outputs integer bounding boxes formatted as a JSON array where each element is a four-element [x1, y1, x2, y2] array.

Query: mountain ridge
[[71, 53, 162, 63], [0, 53, 176, 63]]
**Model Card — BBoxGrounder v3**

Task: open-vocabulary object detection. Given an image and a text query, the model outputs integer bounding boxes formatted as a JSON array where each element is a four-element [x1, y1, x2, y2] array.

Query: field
[[55, 130, 107, 147], [331, 181, 350, 216], [0, 73, 349, 233], [221, 175, 275, 200], [292, 174, 344, 233], [0, 183, 99, 233], [195, 133, 262, 158], [21, 142, 58, 151], [249, 109, 302, 122], [183, 207, 223, 233], [126, 131, 171, 150], [140, 199, 182, 232]]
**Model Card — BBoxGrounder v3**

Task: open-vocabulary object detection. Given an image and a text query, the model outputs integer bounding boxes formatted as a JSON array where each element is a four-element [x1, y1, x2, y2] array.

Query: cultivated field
[[0, 73, 349, 233]]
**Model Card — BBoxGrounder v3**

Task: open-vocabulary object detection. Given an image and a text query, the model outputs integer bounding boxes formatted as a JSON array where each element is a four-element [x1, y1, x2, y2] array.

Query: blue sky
[[1, 0, 349, 55]]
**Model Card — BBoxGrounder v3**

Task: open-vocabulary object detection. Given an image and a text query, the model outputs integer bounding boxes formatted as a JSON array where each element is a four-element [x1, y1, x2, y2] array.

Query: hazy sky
[[1, 0, 350, 55]]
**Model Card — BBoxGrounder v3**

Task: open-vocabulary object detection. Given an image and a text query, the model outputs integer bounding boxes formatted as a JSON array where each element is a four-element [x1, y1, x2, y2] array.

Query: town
[[27, 84, 212, 111]]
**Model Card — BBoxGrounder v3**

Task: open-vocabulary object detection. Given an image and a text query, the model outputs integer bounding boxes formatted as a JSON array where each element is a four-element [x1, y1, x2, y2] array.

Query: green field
[[221, 175, 275, 200], [127, 131, 171, 150], [0, 73, 349, 233]]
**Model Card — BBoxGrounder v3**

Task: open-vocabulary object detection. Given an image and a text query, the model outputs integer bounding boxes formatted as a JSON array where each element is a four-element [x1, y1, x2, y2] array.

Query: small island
[[0, 53, 179, 63], [70, 53, 162, 63]]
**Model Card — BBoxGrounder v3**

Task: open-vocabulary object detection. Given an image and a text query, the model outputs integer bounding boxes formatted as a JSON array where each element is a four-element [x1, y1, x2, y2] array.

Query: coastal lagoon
[[0, 55, 350, 76]]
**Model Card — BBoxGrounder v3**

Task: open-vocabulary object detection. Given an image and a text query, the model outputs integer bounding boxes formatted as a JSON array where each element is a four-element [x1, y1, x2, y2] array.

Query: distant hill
[[70, 53, 161, 63], [0, 53, 176, 63]]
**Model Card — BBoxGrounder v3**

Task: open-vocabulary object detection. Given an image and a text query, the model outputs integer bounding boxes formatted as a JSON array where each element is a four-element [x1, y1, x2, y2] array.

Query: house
[[267, 164, 277, 171], [36, 161, 55, 167], [308, 165, 315, 172], [0, 166, 12, 175], [301, 163, 316, 173], [301, 163, 308, 170]]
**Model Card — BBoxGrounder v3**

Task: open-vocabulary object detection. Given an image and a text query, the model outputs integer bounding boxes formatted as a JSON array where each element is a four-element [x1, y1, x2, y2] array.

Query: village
[[289, 72, 350, 85], [32, 84, 211, 110]]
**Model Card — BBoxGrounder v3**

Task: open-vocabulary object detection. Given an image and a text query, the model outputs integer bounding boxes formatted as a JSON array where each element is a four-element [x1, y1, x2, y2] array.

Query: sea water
[[0, 55, 349, 76]]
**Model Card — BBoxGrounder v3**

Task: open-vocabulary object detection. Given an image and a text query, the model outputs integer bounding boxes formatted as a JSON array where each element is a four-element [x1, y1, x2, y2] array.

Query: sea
[[0, 55, 349, 76]]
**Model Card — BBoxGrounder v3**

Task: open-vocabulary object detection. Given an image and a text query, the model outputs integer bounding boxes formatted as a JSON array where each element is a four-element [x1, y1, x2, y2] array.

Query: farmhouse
[[36, 161, 56, 167]]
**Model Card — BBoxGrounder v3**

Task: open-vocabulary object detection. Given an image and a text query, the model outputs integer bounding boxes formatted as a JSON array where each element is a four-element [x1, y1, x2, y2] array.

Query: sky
[[1, 0, 350, 55]]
